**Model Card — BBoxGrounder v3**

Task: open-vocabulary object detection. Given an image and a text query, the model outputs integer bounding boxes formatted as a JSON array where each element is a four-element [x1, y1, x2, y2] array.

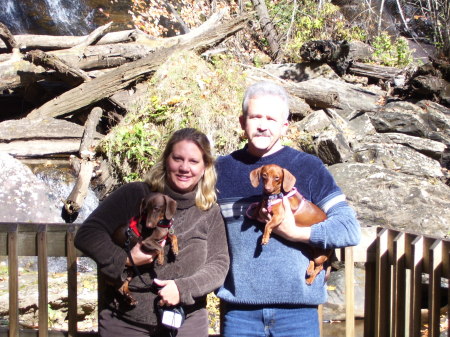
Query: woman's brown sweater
[[74, 182, 229, 326]]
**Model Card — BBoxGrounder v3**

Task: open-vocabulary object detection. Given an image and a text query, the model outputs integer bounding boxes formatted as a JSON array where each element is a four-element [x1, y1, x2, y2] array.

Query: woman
[[75, 128, 229, 337]]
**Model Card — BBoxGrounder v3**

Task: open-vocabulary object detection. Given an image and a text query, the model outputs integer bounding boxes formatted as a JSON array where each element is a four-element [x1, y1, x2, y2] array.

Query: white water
[[0, 0, 95, 35], [42, 0, 94, 35]]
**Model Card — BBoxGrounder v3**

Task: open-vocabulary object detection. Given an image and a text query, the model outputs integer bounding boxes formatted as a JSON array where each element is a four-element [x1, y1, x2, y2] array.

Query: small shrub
[[371, 32, 413, 67], [267, 0, 367, 62], [99, 51, 246, 182]]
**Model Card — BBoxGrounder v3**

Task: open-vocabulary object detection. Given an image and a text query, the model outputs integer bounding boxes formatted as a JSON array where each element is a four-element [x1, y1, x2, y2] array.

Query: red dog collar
[[128, 216, 141, 237]]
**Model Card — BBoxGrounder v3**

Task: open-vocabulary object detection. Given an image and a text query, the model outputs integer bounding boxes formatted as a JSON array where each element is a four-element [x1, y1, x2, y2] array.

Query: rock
[[353, 140, 444, 179], [0, 152, 98, 223], [368, 100, 450, 146], [329, 162, 450, 238], [0, 152, 61, 223], [324, 265, 366, 320], [382, 132, 446, 160]]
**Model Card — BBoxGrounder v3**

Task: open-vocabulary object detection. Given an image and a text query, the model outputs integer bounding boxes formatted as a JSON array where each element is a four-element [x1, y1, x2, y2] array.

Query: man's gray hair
[[242, 81, 290, 120]]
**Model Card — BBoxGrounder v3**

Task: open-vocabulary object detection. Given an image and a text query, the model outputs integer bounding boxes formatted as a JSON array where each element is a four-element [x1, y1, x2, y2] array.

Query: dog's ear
[[282, 168, 296, 192], [163, 195, 177, 219], [249, 166, 263, 187], [140, 197, 150, 217]]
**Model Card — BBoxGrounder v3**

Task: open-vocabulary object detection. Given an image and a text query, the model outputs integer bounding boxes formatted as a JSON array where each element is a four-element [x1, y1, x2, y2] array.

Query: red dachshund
[[112, 193, 177, 305], [248, 164, 332, 285]]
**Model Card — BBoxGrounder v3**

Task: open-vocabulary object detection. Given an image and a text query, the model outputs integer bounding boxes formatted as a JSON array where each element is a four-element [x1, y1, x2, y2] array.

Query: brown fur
[[249, 164, 332, 285], [112, 193, 177, 305]]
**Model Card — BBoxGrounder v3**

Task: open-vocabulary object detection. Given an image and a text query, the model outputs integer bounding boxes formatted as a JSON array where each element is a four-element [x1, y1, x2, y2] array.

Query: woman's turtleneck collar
[[163, 184, 196, 209]]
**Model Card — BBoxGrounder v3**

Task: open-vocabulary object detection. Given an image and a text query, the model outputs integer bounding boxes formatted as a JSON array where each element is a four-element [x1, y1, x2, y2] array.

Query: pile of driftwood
[[0, 11, 251, 219]]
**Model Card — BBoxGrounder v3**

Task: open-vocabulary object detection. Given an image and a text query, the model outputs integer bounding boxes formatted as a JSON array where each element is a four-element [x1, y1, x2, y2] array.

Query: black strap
[[124, 227, 153, 288]]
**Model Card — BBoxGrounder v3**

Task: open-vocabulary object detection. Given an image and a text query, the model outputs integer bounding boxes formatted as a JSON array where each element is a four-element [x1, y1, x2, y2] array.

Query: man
[[215, 81, 361, 337]]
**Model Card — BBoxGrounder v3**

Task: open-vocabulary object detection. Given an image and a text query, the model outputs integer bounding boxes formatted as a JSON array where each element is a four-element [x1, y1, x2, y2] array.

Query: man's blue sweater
[[215, 146, 360, 306]]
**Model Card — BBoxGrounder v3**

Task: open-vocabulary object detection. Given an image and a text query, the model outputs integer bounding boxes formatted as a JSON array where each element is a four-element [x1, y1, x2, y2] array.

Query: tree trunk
[[0, 29, 143, 50], [251, 0, 281, 59], [349, 61, 403, 81], [24, 49, 91, 86], [63, 107, 103, 218], [0, 118, 103, 157], [0, 22, 17, 52]]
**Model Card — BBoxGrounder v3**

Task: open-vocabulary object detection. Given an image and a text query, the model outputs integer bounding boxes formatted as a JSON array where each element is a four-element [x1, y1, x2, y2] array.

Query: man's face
[[240, 95, 288, 157]]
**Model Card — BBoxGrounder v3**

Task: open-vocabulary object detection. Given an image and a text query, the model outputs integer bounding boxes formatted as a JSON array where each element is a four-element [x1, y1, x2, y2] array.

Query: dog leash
[[124, 226, 154, 288]]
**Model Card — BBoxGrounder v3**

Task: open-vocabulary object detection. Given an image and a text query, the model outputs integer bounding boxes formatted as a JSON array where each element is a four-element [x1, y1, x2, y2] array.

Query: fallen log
[[63, 107, 103, 219], [26, 11, 251, 120], [71, 22, 112, 49], [0, 118, 103, 157], [290, 78, 384, 116], [0, 22, 17, 52], [348, 61, 403, 81], [300, 40, 374, 75], [285, 82, 340, 109], [0, 29, 143, 51], [0, 56, 45, 91], [24, 49, 91, 86], [24, 49, 127, 112]]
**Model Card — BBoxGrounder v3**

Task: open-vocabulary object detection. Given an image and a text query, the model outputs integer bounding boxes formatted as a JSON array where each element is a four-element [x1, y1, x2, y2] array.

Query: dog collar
[[157, 218, 174, 228], [267, 187, 299, 212], [128, 216, 141, 237]]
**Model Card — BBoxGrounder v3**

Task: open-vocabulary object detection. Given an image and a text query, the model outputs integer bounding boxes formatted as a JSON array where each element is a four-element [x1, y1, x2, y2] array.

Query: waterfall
[[1, 0, 30, 33], [0, 0, 96, 35], [42, 0, 95, 35]]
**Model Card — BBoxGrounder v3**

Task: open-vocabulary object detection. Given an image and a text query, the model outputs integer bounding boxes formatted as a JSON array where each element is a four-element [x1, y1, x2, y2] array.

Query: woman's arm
[[173, 208, 230, 306], [74, 183, 153, 286]]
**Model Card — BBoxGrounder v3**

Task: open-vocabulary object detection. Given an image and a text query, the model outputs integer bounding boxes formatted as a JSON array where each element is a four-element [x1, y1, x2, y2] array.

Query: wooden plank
[[66, 225, 78, 337], [409, 236, 424, 337], [318, 304, 323, 337], [7, 224, 19, 337], [445, 242, 450, 337], [37, 225, 49, 337], [375, 228, 390, 337], [393, 232, 406, 337], [0, 223, 85, 256], [363, 237, 377, 337], [345, 246, 355, 337], [428, 240, 443, 337], [0, 328, 98, 336]]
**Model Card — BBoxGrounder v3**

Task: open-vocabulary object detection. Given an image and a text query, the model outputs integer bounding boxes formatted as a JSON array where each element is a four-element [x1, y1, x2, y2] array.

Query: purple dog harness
[[246, 187, 302, 220]]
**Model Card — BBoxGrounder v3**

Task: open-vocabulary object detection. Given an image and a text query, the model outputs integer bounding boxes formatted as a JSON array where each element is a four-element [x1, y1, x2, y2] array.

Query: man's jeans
[[222, 303, 319, 337]]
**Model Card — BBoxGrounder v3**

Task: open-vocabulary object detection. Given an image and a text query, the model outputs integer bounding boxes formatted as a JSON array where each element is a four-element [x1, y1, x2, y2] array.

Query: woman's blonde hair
[[144, 128, 217, 210]]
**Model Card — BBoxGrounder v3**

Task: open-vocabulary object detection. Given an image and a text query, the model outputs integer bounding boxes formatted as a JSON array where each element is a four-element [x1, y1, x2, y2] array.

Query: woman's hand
[[125, 241, 156, 266], [271, 197, 311, 243], [154, 279, 181, 306]]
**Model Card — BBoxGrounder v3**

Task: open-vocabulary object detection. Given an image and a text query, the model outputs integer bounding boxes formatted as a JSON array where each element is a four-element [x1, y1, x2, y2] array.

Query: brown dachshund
[[248, 164, 332, 285], [112, 193, 178, 305]]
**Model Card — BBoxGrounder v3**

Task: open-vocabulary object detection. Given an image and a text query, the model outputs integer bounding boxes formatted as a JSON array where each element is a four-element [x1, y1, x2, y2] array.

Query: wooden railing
[[0, 222, 448, 337], [364, 227, 449, 337]]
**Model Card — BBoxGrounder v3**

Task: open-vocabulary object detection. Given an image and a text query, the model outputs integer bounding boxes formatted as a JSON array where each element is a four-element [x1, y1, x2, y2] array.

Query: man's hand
[[272, 197, 311, 243], [125, 241, 156, 266]]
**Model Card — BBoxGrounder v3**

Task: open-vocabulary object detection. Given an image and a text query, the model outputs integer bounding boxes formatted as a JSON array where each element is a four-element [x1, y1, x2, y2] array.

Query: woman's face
[[166, 140, 206, 193]]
